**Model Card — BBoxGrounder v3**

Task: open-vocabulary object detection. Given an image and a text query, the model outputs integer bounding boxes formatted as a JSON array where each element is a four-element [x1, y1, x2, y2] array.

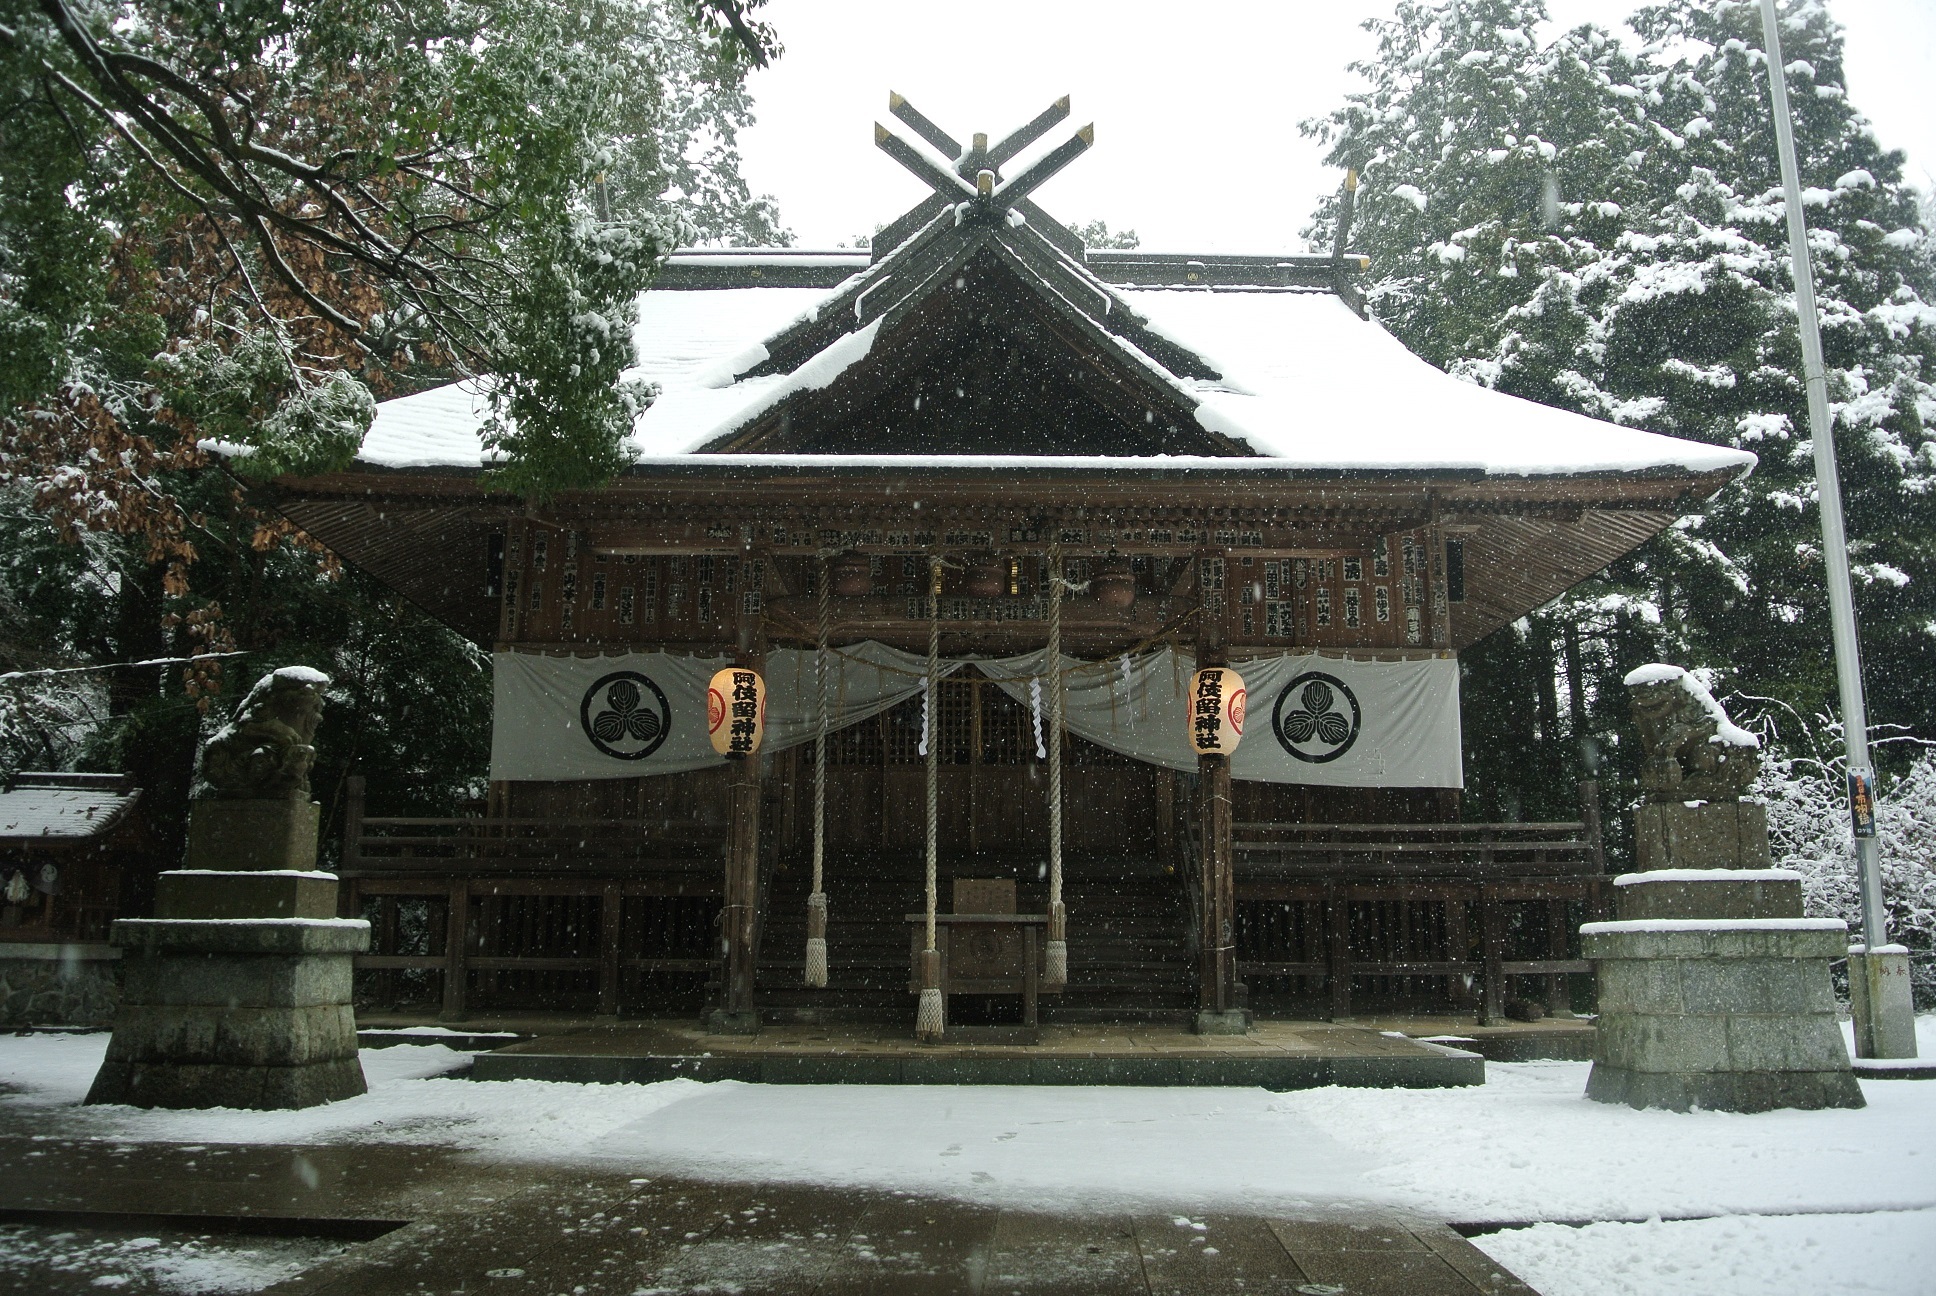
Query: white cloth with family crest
[[490, 645, 1460, 787]]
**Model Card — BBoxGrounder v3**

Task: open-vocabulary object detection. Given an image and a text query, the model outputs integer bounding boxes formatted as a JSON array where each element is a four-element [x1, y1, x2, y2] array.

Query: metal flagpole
[[1758, 0, 1915, 1058]]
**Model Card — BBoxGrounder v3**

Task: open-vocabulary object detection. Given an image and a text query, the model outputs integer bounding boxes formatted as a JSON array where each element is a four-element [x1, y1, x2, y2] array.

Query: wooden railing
[[1230, 795, 1610, 1024], [1232, 819, 1604, 878], [338, 777, 726, 1018]]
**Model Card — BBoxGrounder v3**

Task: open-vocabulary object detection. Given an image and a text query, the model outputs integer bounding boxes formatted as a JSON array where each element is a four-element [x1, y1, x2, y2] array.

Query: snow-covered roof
[[0, 774, 140, 843], [358, 257, 1754, 481]]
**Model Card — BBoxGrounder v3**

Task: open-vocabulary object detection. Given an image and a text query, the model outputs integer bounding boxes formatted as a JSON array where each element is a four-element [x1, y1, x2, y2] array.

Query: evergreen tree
[[1304, 0, 1936, 841]]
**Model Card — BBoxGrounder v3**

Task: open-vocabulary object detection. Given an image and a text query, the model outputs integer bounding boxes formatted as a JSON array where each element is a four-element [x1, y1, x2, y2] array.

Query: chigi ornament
[[708, 667, 766, 758], [1188, 666, 1246, 756]]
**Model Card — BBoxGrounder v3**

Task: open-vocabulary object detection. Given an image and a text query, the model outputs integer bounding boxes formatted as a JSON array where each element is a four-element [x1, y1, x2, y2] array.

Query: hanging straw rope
[[805, 554, 832, 988], [1044, 543, 1069, 988], [915, 553, 946, 1041]]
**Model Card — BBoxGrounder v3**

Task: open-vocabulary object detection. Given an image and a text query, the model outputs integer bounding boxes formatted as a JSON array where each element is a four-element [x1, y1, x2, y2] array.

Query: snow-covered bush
[[1755, 721, 1936, 1005]]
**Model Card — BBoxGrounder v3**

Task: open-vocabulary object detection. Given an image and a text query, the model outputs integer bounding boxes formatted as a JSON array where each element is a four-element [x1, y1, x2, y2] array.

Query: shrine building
[[270, 98, 1753, 1037]]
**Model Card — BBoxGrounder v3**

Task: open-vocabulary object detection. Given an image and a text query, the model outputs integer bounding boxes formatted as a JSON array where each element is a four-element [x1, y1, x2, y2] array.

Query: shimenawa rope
[[1045, 543, 1069, 988], [805, 554, 831, 987]]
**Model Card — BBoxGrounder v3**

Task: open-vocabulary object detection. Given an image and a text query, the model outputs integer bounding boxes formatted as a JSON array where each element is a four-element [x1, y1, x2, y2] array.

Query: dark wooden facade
[[288, 101, 1746, 1028]]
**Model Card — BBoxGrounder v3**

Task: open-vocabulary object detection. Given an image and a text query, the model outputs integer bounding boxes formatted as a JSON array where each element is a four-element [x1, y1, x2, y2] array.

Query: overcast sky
[[734, 0, 1935, 253]]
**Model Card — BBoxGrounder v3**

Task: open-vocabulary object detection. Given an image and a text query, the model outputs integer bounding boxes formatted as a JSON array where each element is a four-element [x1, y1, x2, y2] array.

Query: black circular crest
[[579, 671, 671, 760], [1272, 672, 1362, 764]]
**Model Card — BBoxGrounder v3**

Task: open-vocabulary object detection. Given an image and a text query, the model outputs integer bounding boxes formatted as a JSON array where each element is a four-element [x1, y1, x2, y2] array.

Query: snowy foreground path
[[2, 1025, 1934, 1296]]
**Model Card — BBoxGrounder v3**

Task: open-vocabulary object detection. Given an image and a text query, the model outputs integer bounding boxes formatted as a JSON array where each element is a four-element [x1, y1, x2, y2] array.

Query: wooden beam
[[874, 122, 974, 199], [993, 125, 1094, 206], [989, 94, 1071, 167], [888, 92, 962, 163]]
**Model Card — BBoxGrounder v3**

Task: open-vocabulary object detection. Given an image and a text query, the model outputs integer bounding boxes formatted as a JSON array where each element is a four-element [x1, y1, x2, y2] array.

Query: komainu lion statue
[[1625, 663, 1760, 803], [200, 667, 329, 799]]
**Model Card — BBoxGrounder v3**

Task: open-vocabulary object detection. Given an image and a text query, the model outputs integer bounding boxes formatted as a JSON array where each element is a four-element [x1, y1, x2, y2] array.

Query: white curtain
[[489, 644, 1460, 787]]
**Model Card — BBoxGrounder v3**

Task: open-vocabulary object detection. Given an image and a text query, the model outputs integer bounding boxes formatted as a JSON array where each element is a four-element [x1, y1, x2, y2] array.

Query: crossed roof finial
[[875, 93, 1092, 220]]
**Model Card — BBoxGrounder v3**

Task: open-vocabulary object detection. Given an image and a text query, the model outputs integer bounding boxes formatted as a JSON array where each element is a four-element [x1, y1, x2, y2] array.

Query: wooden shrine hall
[[273, 96, 1753, 1038]]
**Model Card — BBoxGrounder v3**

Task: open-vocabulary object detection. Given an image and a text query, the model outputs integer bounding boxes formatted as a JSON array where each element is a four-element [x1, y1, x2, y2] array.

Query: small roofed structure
[[1, 772, 146, 944], [1, 772, 149, 1027], [269, 96, 1753, 1033]]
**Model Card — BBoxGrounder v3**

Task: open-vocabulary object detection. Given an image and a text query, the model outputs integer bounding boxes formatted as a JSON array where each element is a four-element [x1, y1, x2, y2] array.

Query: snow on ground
[[0, 1037, 702, 1160], [0, 1222, 349, 1295], [1473, 1209, 1936, 1296], [4, 1022, 1935, 1296]]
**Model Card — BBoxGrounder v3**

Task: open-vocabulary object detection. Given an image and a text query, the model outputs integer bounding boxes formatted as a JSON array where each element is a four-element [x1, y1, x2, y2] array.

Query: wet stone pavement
[[0, 1133, 1540, 1294]]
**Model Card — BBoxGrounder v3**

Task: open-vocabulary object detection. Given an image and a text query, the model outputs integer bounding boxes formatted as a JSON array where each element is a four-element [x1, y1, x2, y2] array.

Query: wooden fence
[[339, 777, 725, 1017], [1232, 812, 1610, 1023]]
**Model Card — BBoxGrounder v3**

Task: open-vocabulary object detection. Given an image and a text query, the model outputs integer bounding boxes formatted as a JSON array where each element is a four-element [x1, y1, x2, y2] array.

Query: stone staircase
[[754, 854, 1197, 1025]]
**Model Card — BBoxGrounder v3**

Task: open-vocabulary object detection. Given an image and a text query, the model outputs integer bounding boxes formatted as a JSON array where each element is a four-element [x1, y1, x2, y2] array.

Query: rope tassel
[[805, 890, 829, 988], [916, 949, 945, 1038]]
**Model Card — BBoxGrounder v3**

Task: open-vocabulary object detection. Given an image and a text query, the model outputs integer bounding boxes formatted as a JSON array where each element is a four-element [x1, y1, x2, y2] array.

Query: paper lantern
[[1093, 560, 1136, 610], [1188, 666, 1246, 756], [831, 553, 873, 597], [964, 558, 1004, 598], [708, 667, 766, 758]]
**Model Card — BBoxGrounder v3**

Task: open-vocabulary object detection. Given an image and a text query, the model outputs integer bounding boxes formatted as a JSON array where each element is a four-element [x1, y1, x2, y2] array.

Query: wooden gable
[[699, 245, 1242, 458]]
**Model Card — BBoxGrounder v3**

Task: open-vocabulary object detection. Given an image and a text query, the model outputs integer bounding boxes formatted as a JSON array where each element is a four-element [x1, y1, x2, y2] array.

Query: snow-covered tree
[[1750, 705, 1936, 1003], [1305, 0, 1936, 832]]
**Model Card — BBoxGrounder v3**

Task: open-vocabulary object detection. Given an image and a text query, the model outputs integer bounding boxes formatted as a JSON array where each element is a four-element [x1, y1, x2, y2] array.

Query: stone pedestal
[[85, 918, 368, 1109], [1632, 801, 1769, 872], [185, 796, 321, 873], [1584, 806, 1863, 1112], [1583, 916, 1863, 1111], [1848, 946, 1918, 1060], [88, 793, 368, 1110]]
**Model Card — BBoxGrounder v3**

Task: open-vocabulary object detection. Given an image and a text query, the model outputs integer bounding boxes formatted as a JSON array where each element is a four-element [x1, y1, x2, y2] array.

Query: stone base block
[[185, 797, 320, 872], [1584, 919, 1862, 1113], [1633, 801, 1769, 871], [156, 870, 340, 921], [1585, 1063, 1864, 1113], [1848, 948, 1919, 1060], [87, 917, 368, 1110], [1193, 1009, 1252, 1036], [0, 943, 121, 1027], [86, 1056, 367, 1110], [1613, 871, 1802, 921]]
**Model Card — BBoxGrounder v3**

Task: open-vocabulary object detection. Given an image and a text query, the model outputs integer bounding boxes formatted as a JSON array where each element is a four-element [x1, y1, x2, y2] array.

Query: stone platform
[[469, 1019, 1484, 1089], [86, 918, 369, 1110]]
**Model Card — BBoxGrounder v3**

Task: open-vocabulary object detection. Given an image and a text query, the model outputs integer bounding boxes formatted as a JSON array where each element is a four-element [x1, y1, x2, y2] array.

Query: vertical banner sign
[[1849, 769, 1877, 838], [1188, 667, 1246, 756], [709, 667, 766, 758]]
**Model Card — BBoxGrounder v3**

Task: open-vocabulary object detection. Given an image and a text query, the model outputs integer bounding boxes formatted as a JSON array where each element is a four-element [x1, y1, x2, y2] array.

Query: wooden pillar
[[1479, 883, 1505, 1026], [1197, 753, 1235, 1017], [441, 881, 469, 1021], [1580, 778, 1606, 874], [711, 548, 767, 1034], [1191, 547, 1244, 1033], [599, 881, 624, 1016], [1546, 898, 1568, 1017], [1155, 767, 1177, 872], [1446, 890, 1472, 1010], [1326, 885, 1352, 1021], [719, 759, 762, 1028]]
